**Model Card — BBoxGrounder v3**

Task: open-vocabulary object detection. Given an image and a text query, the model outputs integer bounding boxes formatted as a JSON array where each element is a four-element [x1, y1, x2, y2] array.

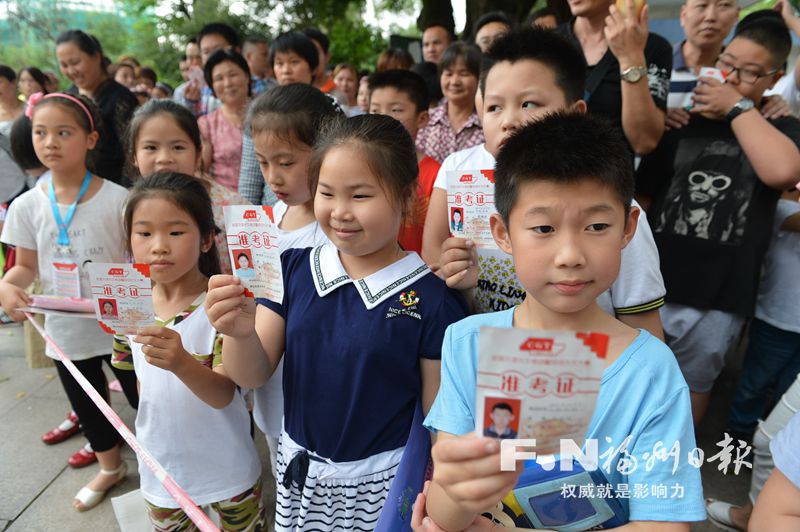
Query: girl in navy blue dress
[[206, 114, 467, 531]]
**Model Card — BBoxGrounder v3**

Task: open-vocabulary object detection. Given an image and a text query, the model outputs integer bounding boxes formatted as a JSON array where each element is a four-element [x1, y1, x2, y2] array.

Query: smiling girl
[[206, 114, 468, 530], [127, 98, 248, 274], [113, 173, 265, 531]]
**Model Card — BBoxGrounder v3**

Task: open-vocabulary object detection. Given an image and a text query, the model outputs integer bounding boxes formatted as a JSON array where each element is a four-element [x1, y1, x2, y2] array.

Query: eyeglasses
[[715, 58, 779, 84]]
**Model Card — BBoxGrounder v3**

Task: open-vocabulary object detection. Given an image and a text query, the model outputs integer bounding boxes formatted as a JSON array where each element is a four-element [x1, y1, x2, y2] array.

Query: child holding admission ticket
[[127, 98, 248, 275], [0, 92, 137, 512], [421, 29, 666, 340], [112, 173, 266, 531], [206, 114, 467, 531], [246, 83, 339, 472], [419, 113, 704, 531]]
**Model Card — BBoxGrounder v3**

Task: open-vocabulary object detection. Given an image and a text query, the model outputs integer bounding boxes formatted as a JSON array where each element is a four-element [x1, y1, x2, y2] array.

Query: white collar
[[309, 242, 430, 310]]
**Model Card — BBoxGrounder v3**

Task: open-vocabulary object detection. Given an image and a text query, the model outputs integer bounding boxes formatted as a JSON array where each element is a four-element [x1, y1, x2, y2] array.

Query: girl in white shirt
[[112, 172, 264, 531], [0, 92, 136, 512]]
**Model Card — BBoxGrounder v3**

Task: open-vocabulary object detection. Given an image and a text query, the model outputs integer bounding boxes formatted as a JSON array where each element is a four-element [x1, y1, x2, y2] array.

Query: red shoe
[[68, 445, 97, 468], [42, 411, 81, 445]]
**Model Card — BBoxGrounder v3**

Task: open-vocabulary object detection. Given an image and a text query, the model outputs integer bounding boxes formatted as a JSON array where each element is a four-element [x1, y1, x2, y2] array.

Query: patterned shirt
[[238, 131, 278, 206], [668, 42, 698, 111], [251, 76, 277, 96], [198, 108, 244, 191], [415, 102, 485, 163]]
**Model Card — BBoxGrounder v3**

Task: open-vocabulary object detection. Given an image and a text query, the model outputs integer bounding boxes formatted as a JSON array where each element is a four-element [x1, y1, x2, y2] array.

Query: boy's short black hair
[[204, 49, 252, 97], [302, 27, 329, 54], [495, 112, 633, 225], [492, 402, 514, 413], [734, 12, 791, 70], [481, 28, 586, 104], [138, 67, 157, 84], [473, 11, 514, 38], [243, 35, 268, 47], [269, 31, 320, 74], [367, 69, 430, 113], [198, 22, 240, 49]]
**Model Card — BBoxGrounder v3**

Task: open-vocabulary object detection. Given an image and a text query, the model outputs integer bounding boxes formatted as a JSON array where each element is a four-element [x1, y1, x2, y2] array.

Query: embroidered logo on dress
[[399, 290, 419, 307], [386, 291, 422, 320]]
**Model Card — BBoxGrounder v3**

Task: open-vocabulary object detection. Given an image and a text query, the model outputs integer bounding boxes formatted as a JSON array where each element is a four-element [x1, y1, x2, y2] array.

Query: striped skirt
[[274, 429, 403, 531]]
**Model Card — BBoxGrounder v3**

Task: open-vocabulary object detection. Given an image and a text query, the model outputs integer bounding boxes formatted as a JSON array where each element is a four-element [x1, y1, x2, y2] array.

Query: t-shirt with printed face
[[637, 114, 800, 316]]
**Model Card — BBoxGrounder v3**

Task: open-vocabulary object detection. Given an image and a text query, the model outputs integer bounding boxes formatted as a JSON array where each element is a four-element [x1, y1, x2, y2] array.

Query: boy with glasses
[[637, 14, 800, 425]]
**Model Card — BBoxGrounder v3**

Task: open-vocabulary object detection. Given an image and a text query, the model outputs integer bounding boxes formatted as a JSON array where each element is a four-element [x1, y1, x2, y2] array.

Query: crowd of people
[[0, 1, 799, 530]]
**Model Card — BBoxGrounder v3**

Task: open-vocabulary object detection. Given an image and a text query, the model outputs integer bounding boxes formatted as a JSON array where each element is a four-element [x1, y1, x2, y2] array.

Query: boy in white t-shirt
[[421, 28, 666, 338]]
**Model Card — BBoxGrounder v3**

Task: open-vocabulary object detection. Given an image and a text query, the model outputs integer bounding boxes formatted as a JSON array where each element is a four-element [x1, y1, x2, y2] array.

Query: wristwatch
[[726, 97, 755, 122], [620, 66, 648, 83]]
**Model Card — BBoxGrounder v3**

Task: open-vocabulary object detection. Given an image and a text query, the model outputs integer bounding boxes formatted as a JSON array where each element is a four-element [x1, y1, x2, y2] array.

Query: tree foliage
[[2, 0, 469, 85]]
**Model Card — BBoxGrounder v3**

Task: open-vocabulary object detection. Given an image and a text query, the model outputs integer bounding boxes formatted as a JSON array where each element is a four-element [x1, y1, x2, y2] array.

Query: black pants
[[54, 354, 138, 453]]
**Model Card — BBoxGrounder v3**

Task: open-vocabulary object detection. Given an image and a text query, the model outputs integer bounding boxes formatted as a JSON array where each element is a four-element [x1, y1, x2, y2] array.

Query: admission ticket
[[446, 169, 497, 248], [223, 205, 283, 303], [476, 327, 608, 455], [87, 263, 154, 334]]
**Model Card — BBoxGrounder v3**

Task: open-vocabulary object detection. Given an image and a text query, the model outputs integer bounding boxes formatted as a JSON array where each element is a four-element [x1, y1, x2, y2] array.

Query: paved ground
[[0, 322, 752, 531]]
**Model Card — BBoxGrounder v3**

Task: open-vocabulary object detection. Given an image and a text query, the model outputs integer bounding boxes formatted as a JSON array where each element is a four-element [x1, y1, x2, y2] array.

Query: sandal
[[42, 411, 81, 445], [68, 443, 97, 468], [705, 498, 745, 531], [73, 461, 128, 512]]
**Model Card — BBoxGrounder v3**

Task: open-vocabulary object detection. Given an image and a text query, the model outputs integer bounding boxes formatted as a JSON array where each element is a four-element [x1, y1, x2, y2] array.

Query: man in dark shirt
[[555, 0, 672, 155]]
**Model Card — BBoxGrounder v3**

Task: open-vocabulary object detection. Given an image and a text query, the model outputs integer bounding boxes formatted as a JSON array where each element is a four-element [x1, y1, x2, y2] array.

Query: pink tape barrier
[[24, 312, 219, 532]]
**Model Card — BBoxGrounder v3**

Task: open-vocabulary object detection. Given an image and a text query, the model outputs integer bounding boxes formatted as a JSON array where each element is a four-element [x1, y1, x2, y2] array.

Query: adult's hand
[[605, 0, 649, 69], [183, 79, 201, 102], [665, 107, 691, 129], [761, 95, 793, 120]]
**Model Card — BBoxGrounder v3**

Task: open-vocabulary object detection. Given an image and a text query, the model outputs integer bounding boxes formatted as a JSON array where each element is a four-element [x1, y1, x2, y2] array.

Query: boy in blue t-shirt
[[420, 113, 705, 531]]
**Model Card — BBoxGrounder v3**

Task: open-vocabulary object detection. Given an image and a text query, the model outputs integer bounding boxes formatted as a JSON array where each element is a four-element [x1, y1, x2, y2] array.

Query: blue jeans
[[728, 318, 800, 436]]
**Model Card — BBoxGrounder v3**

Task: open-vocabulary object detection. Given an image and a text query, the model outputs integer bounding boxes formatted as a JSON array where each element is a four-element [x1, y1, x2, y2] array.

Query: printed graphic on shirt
[[654, 140, 752, 244], [386, 290, 422, 320], [475, 252, 526, 313], [648, 64, 670, 103]]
